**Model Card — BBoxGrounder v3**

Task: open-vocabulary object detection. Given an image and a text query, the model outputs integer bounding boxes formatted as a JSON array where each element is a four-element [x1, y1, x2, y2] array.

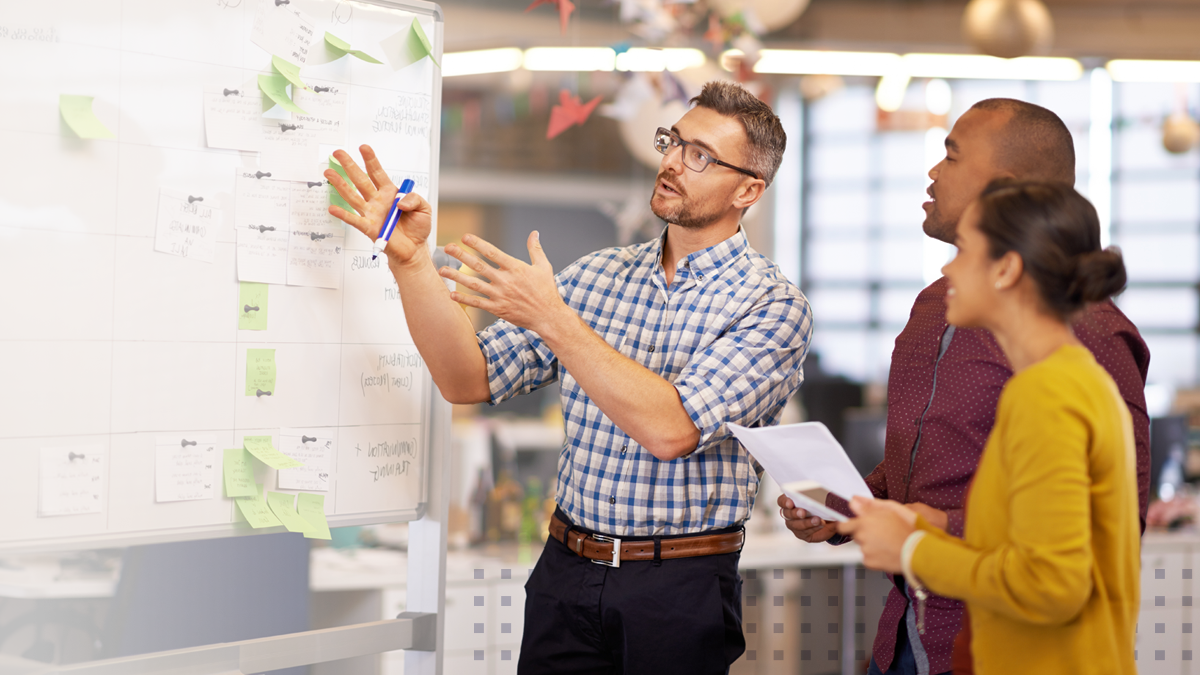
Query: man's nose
[[660, 143, 685, 173]]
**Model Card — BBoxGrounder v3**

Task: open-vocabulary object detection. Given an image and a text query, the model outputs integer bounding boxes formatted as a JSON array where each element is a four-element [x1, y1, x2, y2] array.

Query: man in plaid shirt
[[327, 80, 812, 674]]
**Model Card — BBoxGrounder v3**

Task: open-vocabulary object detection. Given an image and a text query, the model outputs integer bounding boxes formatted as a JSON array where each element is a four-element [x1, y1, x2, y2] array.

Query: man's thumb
[[528, 230, 549, 267]]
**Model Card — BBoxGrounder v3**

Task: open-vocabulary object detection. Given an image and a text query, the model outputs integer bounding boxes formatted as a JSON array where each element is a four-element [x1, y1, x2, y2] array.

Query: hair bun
[[1068, 247, 1126, 305]]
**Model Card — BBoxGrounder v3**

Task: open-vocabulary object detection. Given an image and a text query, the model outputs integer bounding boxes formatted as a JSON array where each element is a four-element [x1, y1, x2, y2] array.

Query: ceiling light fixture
[[1107, 59, 1200, 83], [442, 48, 524, 77], [741, 49, 1082, 81]]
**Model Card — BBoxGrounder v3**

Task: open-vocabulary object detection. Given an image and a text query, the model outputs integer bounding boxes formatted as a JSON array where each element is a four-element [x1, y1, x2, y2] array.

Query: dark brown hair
[[976, 179, 1126, 319], [690, 81, 786, 187]]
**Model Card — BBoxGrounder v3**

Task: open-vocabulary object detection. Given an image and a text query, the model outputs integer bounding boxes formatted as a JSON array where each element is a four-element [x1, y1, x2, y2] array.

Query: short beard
[[650, 188, 726, 230], [921, 206, 957, 244]]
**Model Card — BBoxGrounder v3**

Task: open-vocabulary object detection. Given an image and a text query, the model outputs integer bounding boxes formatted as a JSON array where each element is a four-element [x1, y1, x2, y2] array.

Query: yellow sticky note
[[267, 491, 314, 534], [243, 435, 303, 470], [223, 448, 258, 498], [324, 32, 382, 64], [257, 73, 308, 115], [297, 492, 332, 540], [238, 283, 268, 331], [246, 348, 276, 397], [236, 485, 283, 529], [59, 94, 115, 139]]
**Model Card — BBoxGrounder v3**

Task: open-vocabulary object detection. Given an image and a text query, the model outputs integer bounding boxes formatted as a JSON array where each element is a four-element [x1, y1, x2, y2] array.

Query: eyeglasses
[[653, 127, 759, 179]]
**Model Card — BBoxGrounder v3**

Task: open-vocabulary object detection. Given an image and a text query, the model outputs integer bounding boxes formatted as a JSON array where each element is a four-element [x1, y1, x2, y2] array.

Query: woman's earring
[[994, 281, 1002, 290]]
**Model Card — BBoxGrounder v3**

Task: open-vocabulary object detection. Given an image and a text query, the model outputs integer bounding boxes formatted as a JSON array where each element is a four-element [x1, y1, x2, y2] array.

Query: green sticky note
[[238, 283, 268, 331], [223, 448, 258, 498], [325, 32, 383, 64], [59, 94, 115, 139], [245, 349, 277, 397], [243, 435, 303, 470], [383, 18, 439, 70], [328, 157, 355, 212], [236, 485, 283, 529], [267, 491, 315, 534], [297, 493, 332, 540], [271, 56, 307, 92], [257, 73, 308, 115]]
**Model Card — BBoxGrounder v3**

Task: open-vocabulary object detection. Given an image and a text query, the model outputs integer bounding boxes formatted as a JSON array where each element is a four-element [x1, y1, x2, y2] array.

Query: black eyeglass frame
[[653, 127, 760, 180]]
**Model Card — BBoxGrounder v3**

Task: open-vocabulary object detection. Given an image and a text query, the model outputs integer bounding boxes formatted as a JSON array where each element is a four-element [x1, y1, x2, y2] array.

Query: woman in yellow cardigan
[[841, 180, 1138, 674]]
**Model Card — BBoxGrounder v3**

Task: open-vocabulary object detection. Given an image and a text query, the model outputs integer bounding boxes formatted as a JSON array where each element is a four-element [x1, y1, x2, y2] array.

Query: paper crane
[[526, 0, 576, 35], [546, 89, 602, 140]]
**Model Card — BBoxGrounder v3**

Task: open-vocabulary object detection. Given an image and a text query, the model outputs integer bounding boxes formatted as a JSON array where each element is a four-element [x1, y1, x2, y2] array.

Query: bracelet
[[900, 530, 929, 634]]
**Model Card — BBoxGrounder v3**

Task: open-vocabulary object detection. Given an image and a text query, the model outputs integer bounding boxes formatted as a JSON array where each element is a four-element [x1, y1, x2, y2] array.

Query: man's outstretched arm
[[325, 145, 489, 405]]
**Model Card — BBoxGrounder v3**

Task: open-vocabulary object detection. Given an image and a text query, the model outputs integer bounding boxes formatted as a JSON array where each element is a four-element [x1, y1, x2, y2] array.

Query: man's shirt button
[[609, 496, 616, 504]]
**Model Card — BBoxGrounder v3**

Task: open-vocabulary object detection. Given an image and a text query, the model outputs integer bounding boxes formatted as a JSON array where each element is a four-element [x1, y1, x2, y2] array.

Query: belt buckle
[[590, 534, 621, 568]]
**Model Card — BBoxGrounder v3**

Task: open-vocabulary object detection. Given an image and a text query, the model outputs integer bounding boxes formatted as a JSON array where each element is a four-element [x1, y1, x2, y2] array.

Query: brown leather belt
[[549, 514, 744, 567]]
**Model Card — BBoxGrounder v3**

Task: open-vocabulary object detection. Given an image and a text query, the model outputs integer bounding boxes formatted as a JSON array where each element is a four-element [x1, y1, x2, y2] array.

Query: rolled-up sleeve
[[476, 320, 558, 405], [674, 291, 813, 452]]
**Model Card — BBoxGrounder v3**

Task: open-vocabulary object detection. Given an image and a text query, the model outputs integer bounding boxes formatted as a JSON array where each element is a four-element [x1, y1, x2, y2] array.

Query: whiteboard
[[0, 0, 444, 553]]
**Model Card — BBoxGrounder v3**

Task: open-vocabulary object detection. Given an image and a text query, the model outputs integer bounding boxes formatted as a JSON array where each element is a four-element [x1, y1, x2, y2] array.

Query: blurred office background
[[7, 1, 1200, 674]]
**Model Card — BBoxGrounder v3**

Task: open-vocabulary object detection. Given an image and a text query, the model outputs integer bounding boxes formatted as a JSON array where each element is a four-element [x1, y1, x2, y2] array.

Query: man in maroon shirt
[[778, 99, 1151, 675]]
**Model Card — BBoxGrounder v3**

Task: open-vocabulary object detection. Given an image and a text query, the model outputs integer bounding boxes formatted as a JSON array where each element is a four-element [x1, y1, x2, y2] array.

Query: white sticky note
[[235, 170, 292, 284], [154, 188, 220, 263], [292, 79, 349, 145], [287, 181, 345, 289], [39, 446, 104, 517], [277, 429, 334, 492], [154, 435, 217, 503], [259, 119, 321, 182], [203, 84, 264, 151], [251, 2, 316, 65]]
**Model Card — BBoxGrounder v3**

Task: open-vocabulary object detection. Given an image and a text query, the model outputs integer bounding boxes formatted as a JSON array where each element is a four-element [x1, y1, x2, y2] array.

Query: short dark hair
[[970, 98, 1075, 184], [690, 81, 786, 187], [976, 179, 1126, 319]]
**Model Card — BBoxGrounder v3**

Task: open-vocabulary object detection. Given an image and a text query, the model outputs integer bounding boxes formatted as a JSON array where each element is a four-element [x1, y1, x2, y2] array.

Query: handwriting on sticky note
[[154, 188, 219, 263], [244, 435, 303, 470], [259, 118, 320, 182], [293, 79, 348, 145], [235, 171, 291, 284], [251, 2, 315, 65], [297, 493, 332, 540], [236, 485, 283, 529], [203, 84, 263, 151], [223, 448, 259, 498], [267, 491, 314, 534], [39, 445, 104, 516], [238, 282, 269, 331], [278, 430, 333, 492], [155, 436, 216, 502], [287, 181, 345, 289], [59, 95, 115, 139], [245, 349, 277, 397]]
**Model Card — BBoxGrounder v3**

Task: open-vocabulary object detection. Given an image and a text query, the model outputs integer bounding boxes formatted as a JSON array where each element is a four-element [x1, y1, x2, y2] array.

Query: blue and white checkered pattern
[[477, 227, 813, 537]]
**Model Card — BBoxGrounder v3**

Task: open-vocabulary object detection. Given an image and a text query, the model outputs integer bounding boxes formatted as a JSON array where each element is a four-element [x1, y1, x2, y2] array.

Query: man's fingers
[[463, 234, 518, 269], [358, 144, 399, 196], [324, 170, 369, 218], [445, 243, 495, 277], [332, 148, 379, 202], [776, 493, 793, 510], [440, 267, 492, 294], [449, 290, 498, 314]]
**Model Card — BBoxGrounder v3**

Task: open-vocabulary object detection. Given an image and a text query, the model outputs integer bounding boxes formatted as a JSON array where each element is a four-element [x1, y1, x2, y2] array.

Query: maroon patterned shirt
[[828, 277, 1150, 674]]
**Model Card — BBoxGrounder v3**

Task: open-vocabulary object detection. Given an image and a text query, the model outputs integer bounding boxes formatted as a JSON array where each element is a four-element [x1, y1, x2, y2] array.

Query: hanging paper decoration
[[525, 0, 576, 36], [546, 89, 602, 140]]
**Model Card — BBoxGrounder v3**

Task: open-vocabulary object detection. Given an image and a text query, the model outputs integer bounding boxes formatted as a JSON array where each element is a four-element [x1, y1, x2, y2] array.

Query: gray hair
[[690, 81, 786, 187]]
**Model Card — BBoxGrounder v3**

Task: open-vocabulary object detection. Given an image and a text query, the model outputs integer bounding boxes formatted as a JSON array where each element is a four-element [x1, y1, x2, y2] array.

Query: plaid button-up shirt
[[477, 228, 812, 537]]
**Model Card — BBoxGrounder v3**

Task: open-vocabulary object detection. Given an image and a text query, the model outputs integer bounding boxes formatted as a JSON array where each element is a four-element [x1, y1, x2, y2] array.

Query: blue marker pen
[[372, 178, 417, 260]]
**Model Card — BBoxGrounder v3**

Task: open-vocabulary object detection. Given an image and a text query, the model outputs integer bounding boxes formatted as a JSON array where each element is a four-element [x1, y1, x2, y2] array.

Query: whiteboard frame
[[0, 0, 447, 557]]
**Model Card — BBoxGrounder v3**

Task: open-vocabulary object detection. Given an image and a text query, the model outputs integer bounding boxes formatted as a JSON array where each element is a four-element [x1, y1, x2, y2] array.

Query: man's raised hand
[[325, 145, 433, 266]]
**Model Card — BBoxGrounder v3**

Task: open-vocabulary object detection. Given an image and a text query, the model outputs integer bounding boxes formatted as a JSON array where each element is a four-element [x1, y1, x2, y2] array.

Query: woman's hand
[[837, 497, 918, 574], [325, 145, 433, 266]]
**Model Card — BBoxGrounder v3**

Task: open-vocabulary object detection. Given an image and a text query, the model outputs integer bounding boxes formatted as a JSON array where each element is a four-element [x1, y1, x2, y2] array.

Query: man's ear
[[731, 178, 767, 211]]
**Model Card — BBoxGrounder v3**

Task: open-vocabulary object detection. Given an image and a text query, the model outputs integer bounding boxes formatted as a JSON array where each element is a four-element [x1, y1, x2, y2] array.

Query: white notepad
[[728, 422, 874, 522]]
